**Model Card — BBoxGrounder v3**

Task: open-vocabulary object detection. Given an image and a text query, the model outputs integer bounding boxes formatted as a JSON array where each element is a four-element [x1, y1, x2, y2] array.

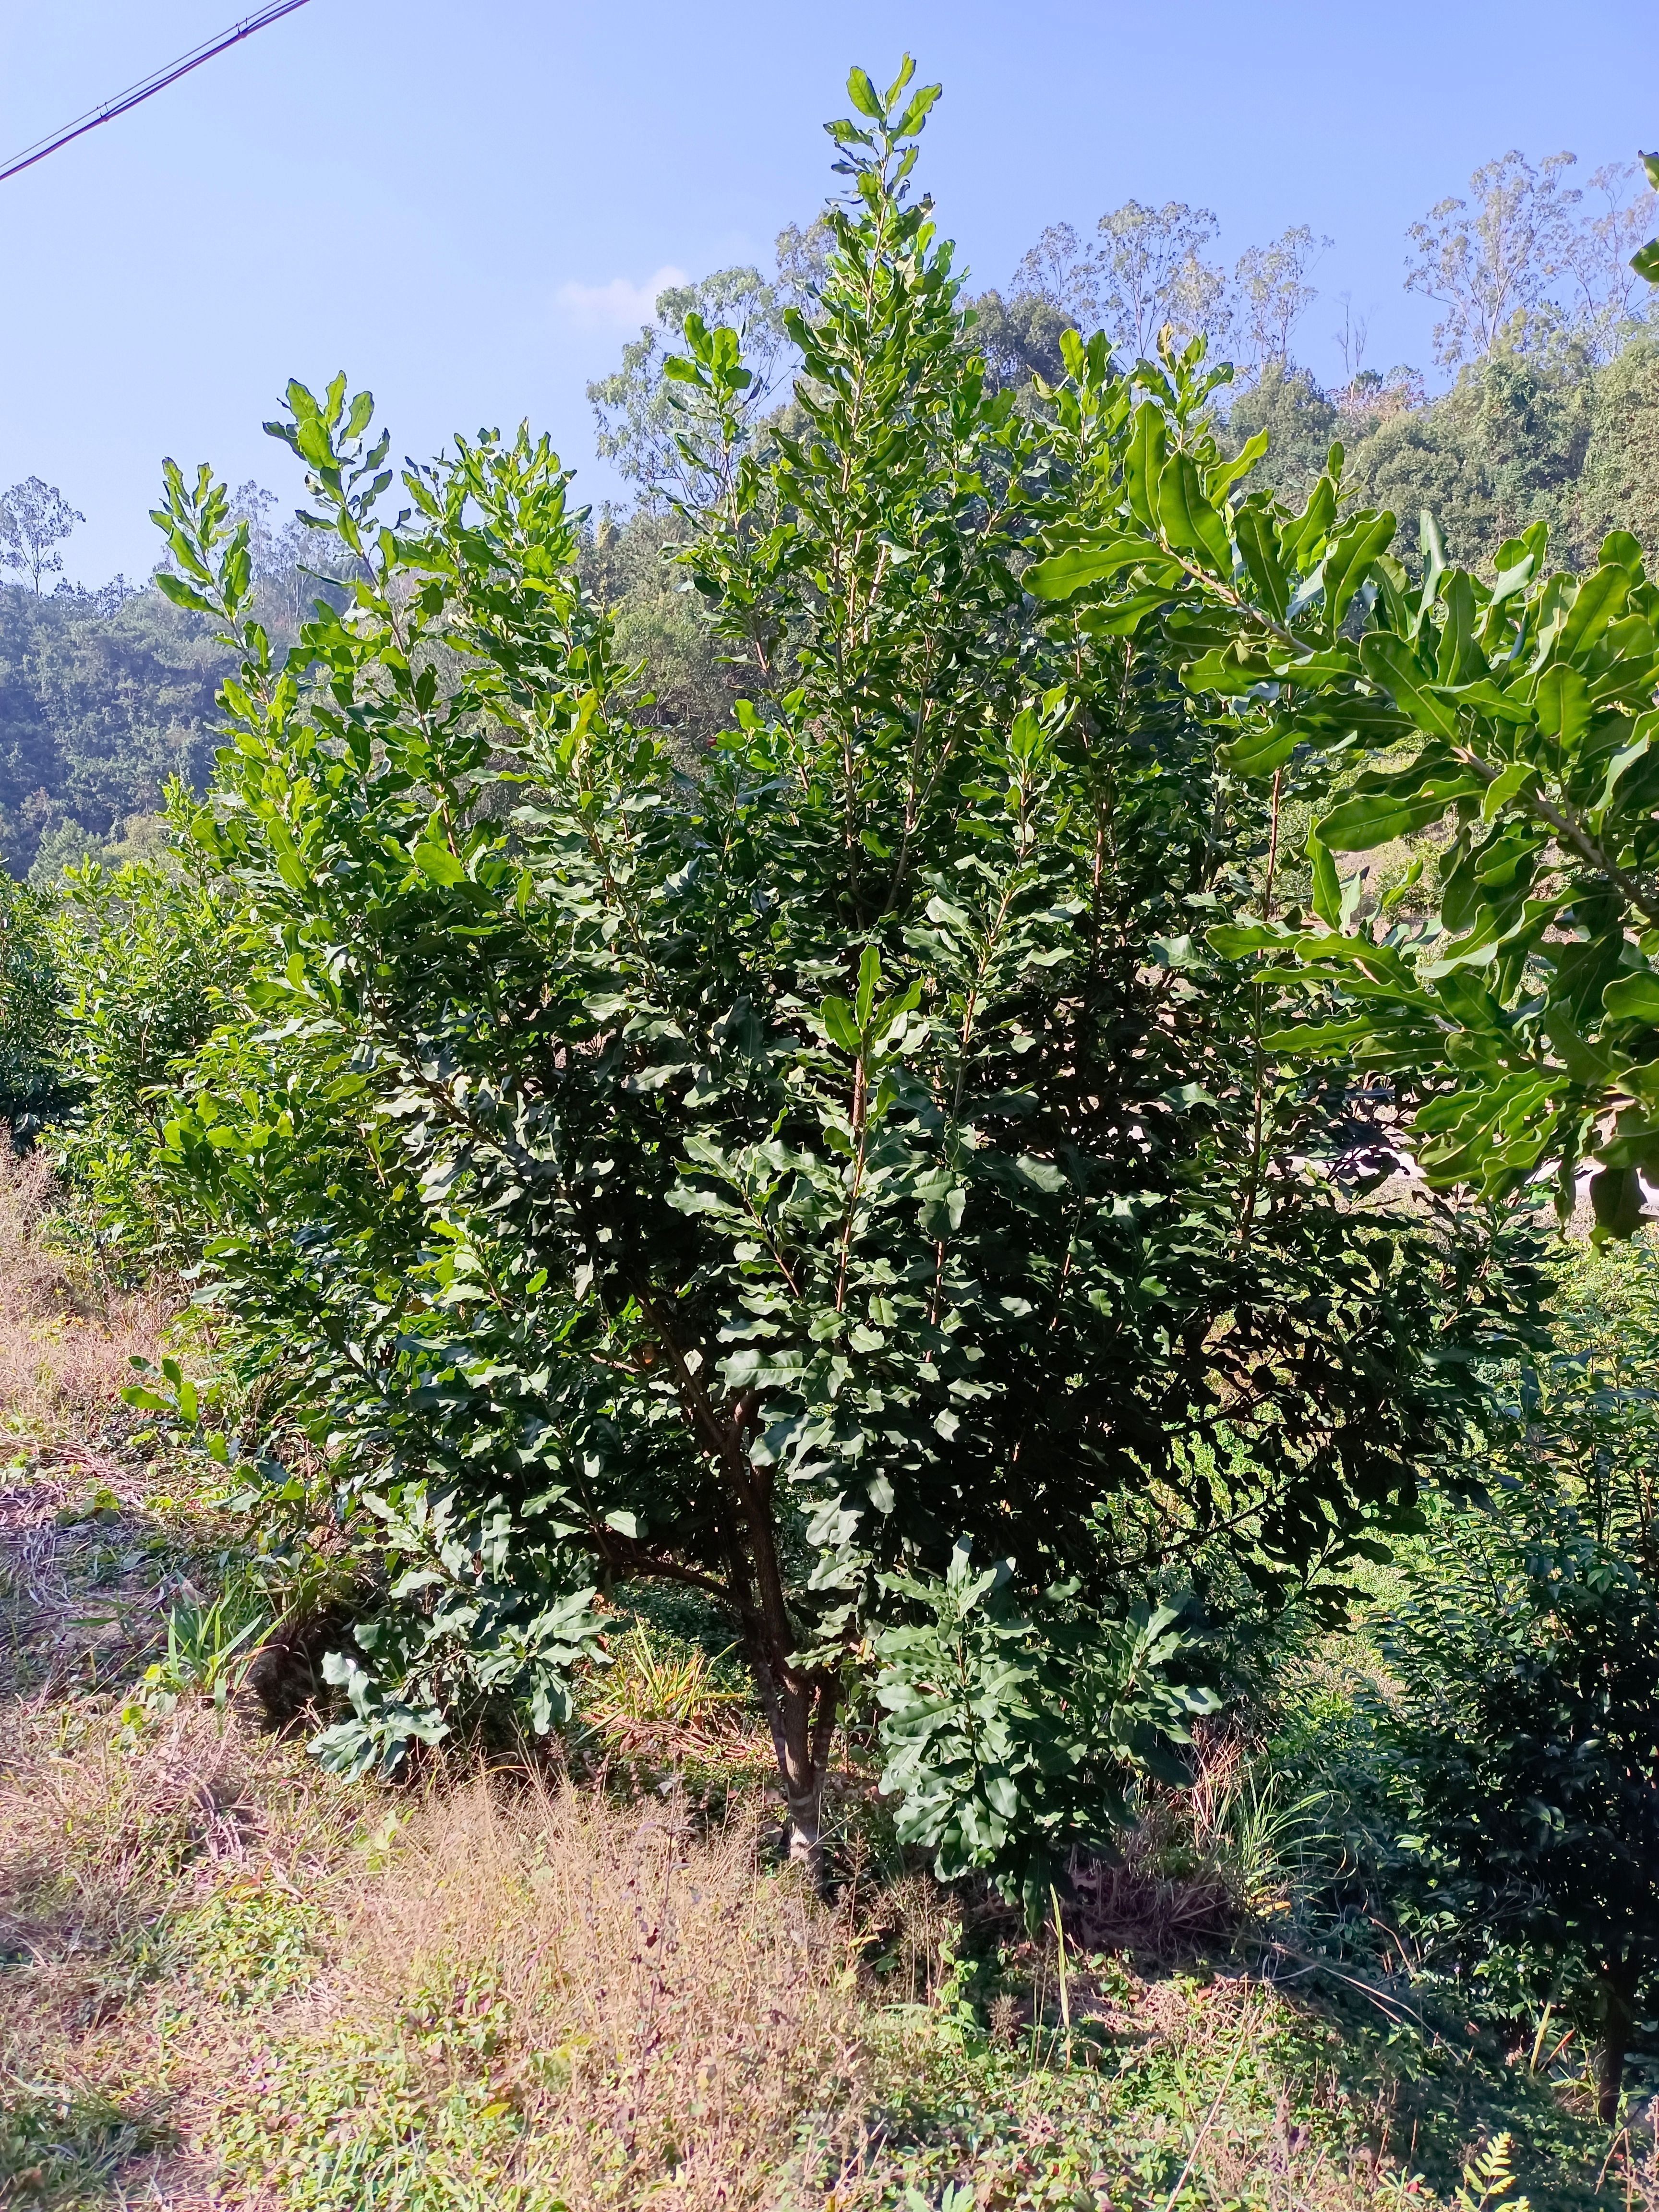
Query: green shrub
[[0, 875, 66, 1140], [47, 821, 244, 1260], [113, 63, 1544, 1892], [1381, 1491, 1659, 2124]]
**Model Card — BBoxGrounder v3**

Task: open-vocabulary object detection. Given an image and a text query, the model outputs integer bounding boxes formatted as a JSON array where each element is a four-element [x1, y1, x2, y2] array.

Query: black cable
[[0, 0, 315, 187]]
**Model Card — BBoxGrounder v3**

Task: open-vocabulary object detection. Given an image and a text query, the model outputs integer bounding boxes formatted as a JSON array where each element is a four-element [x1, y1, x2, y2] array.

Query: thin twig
[[1159, 2027, 1248, 2212]]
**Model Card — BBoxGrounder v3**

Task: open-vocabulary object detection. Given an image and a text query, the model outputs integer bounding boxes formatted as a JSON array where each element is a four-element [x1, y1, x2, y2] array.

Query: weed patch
[[0, 2078, 171, 2208]]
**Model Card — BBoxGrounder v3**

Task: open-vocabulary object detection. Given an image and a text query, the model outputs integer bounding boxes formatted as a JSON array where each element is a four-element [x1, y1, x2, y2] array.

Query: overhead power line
[[0, 0, 314, 187]]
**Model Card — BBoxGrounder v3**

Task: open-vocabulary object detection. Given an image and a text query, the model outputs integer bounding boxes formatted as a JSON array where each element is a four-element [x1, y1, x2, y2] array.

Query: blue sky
[[1, 0, 1655, 583]]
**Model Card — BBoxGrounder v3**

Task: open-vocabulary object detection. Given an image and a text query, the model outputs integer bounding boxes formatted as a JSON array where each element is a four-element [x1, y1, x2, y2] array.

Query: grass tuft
[[0, 2078, 171, 2209]]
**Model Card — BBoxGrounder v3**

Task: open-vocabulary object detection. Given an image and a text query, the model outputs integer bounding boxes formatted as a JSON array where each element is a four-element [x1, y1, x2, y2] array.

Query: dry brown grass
[[0, 1699, 866, 2210], [0, 1702, 334, 2037], [0, 1689, 1627, 2212], [227, 1771, 867, 2211], [0, 1459, 181, 1701], [0, 1699, 355, 2206], [0, 1145, 174, 1455]]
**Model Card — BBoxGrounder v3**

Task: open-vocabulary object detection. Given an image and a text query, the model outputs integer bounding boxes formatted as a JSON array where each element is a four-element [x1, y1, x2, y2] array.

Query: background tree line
[[2, 140, 1655, 887], [0, 483, 344, 882]]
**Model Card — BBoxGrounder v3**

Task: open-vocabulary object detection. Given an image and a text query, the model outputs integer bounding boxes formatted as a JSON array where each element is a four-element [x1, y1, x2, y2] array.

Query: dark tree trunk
[[648, 1322, 844, 1882], [1597, 1958, 1640, 2126], [757, 1657, 839, 1885]]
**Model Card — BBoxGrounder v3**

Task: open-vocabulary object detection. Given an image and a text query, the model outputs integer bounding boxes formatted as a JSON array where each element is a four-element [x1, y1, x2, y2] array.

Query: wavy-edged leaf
[[820, 995, 862, 1054], [1555, 562, 1631, 662], [1216, 721, 1297, 779], [1123, 402, 1167, 530], [1023, 534, 1151, 601], [1322, 509, 1396, 634], [1234, 504, 1288, 623], [1156, 452, 1232, 575], [1603, 970, 1659, 1025], [1307, 828, 1341, 926], [1318, 783, 1473, 851]]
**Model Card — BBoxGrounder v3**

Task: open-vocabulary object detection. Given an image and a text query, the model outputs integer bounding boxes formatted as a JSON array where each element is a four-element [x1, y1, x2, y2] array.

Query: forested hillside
[[0, 488, 335, 882], [1232, 338, 1659, 564], [0, 587, 227, 881]]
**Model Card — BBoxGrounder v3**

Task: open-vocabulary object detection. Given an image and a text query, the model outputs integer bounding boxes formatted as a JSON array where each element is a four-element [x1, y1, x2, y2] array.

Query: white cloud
[[553, 263, 688, 333]]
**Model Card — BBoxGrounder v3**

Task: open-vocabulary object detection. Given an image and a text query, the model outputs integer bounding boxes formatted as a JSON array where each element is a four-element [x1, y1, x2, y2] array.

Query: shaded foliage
[[1383, 1490, 1659, 2125], [0, 875, 67, 1139]]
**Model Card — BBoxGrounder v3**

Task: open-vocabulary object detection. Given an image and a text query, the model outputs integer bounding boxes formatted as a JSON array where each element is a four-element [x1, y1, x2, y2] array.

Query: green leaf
[[1322, 510, 1396, 633], [1024, 534, 1152, 601], [1444, 678, 1533, 725], [1359, 632, 1461, 740], [1156, 452, 1232, 574], [846, 66, 884, 118], [1205, 431, 1268, 500], [154, 572, 217, 616], [1602, 970, 1659, 1025], [1481, 762, 1535, 818], [1541, 1008, 1611, 1085], [1206, 922, 1296, 958], [413, 843, 467, 887], [1234, 505, 1288, 623], [1216, 721, 1297, 779], [1123, 403, 1167, 531], [1185, 642, 1275, 696], [1598, 713, 1658, 808], [1600, 529, 1646, 577], [1012, 1154, 1067, 1193], [1079, 586, 1174, 636], [1259, 1018, 1375, 1053], [1307, 829, 1342, 926], [1487, 553, 1535, 609], [1590, 1164, 1647, 1238], [856, 943, 881, 1028], [1419, 509, 1447, 611], [821, 995, 862, 1054], [1282, 473, 1335, 572], [1318, 786, 1467, 851], [894, 84, 941, 137], [1556, 563, 1631, 661], [1534, 665, 1591, 752]]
